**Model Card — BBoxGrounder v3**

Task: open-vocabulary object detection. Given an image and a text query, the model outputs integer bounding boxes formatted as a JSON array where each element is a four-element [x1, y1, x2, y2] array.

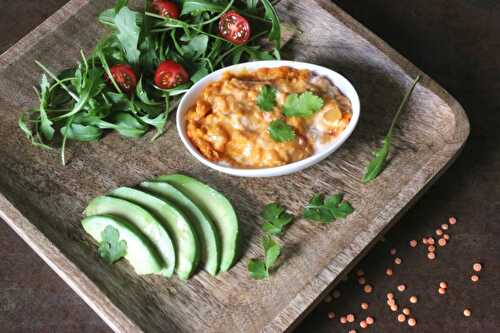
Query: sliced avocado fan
[[85, 196, 176, 277], [82, 215, 164, 275], [157, 174, 239, 273], [110, 187, 199, 280], [141, 181, 221, 276]]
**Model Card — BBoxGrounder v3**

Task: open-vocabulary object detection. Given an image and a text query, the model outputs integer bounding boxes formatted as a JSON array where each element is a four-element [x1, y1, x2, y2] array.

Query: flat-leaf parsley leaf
[[257, 84, 277, 111], [283, 91, 324, 117], [248, 235, 281, 280], [98, 225, 127, 264], [269, 119, 295, 142], [261, 202, 294, 235], [303, 193, 354, 224]]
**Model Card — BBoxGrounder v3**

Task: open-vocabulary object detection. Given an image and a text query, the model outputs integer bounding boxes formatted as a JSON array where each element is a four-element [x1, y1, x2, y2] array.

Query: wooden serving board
[[0, 0, 469, 332]]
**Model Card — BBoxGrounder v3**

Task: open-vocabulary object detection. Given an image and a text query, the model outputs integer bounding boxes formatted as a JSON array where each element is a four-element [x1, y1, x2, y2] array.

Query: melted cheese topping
[[185, 67, 352, 168]]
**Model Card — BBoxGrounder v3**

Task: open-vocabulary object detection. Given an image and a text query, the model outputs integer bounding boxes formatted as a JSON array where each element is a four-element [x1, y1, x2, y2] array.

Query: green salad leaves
[[19, 0, 282, 165]]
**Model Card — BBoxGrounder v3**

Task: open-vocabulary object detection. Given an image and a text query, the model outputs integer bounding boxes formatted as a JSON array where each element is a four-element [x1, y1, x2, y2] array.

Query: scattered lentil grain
[[387, 292, 394, 299], [444, 234, 450, 241], [439, 281, 448, 289], [349, 330, 357, 333], [428, 237, 435, 245], [409, 296, 418, 304], [347, 314, 355, 323], [398, 314, 406, 322], [436, 229, 443, 236], [428, 245, 436, 252], [386, 268, 394, 276], [464, 308, 471, 317], [473, 263, 482, 272], [438, 238, 447, 247], [408, 318, 417, 327], [449, 216, 457, 224], [409, 240, 417, 247], [363, 284, 373, 294], [366, 316, 374, 325], [390, 248, 397, 256], [340, 316, 347, 324], [328, 312, 335, 319], [438, 287, 446, 295], [360, 320, 368, 328], [471, 274, 479, 282], [390, 304, 398, 312], [427, 252, 436, 260], [397, 284, 406, 292], [361, 302, 369, 310], [403, 307, 411, 315], [394, 257, 402, 265], [358, 277, 366, 285]]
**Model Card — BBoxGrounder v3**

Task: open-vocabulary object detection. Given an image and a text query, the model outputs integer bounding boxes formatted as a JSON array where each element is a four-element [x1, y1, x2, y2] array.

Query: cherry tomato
[[152, 0, 180, 19], [154, 60, 189, 89], [218, 11, 251, 45], [108, 64, 137, 94]]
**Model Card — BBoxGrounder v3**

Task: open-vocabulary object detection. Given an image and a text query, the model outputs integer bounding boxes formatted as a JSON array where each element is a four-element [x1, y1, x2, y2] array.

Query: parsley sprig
[[262, 202, 294, 235], [303, 193, 354, 224], [248, 235, 281, 280], [283, 91, 324, 117], [268, 120, 296, 142], [98, 225, 127, 264], [257, 85, 277, 111]]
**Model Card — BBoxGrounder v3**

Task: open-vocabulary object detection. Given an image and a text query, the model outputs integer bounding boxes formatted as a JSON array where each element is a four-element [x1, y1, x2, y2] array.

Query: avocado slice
[[82, 215, 164, 275], [110, 187, 199, 280], [85, 196, 176, 277], [157, 174, 239, 273], [141, 181, 221, 276]]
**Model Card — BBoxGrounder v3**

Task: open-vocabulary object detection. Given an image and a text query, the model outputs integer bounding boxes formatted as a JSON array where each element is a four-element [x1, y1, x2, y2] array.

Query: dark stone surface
[[0, 1, 498, 332]]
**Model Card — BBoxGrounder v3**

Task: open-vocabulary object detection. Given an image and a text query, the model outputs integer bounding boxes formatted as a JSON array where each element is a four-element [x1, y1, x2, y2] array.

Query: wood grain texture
[[0, 0, 469, 332]]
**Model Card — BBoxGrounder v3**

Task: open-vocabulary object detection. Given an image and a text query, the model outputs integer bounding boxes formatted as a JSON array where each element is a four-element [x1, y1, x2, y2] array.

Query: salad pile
[[19, 0, 281, 164]]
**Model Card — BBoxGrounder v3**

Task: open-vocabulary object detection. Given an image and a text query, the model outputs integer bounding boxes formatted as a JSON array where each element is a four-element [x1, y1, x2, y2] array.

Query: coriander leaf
[[248, 259, 268, 280], [303, 193, 354, 224], [362, 76, 421, 183], [283, 91, 324, 118], [262, 0, 281, 49], [257, 85, 277, 111], [114, 7, 141, 65], [98, 225, 127, 264], [261, 203, 293, 235], [263, 235, 281, 273], [268, 119, 296, 142]]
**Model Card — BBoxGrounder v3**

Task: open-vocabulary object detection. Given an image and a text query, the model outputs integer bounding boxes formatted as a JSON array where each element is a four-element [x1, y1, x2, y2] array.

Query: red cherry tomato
[[152, 0, 180, 19], [154, 60, 189, 89], [108, 64, 137, 94], [218, 11, 251, 45]]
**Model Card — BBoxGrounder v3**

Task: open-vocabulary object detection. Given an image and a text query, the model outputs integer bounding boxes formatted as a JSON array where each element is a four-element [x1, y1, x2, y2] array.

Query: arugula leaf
[[100, 113, 148, 138], [362, 76, 421, 183], [181, 0, 226, 16], [181, 34, 209, 60], [268, 119, 296, 142], [283, 91, 324, 118], [303, 193, 354, 224], [262, 0, 281, 48], [248, 235, 282, 280], [97, 225, 127, 264], [257, 85, 277, 111], [114, 7, 141, 65], [60, 123, 103, 142], [246, 0, 259, 9], [261, 203, 293, 235], [38, 75, 55, 141]]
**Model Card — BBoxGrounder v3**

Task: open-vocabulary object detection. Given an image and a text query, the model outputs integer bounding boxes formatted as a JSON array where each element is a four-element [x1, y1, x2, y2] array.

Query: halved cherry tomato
[[218, 11, 251, 45], [108, 64, 137, 94], [152, 0, 180, 19], [154, 60, 189, 89]]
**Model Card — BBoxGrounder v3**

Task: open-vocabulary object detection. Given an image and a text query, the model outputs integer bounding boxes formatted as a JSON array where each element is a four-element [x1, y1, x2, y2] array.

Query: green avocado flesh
[[110, 187, 199, 280], [141, 181, 221, 276], [82, 215, 163, 275], [156, 174, 239, 273], [85, 196, 176, 277]]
